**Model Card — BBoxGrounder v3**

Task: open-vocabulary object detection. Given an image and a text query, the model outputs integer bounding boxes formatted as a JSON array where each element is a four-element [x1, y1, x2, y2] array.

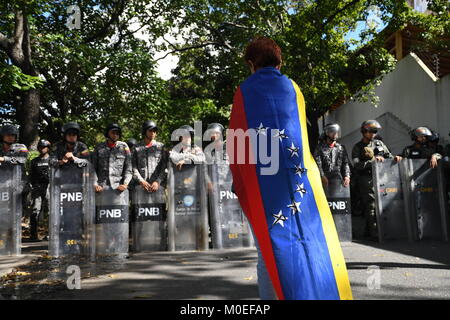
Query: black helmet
[[37, 139, 51, 149], [142, 120, 158, 136], [207, 123, 224, 133], [178, 125, 194, 134], [127, 138, 137, 149], [429, 131, 440, 143], [104, 123, 122, 138], [410, 126, 432, 141], [361, 120, 381, 132], [62, 122, 80, 136], [323, 123, 340, 140], [0, 124, 19, 137]]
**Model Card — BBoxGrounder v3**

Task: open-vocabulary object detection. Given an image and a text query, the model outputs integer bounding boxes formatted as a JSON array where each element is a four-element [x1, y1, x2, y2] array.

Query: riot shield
[[131, 187, 167, 252], [372, 160, 412, 242], [403, 159, 448, 241], [0, 165, 22, 256], [95, 187, 129, 256], [167, 163, 208, 251], [323, 177, 352, 242], [49, 164, 95, 258], [208, 163, 253, 249]]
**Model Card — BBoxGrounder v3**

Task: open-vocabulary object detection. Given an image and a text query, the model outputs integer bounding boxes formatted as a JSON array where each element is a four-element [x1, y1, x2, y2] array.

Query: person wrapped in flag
[[226, 37, 352, 300]]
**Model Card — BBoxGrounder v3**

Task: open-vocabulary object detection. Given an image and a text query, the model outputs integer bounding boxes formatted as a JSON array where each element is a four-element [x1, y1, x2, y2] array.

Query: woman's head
[[244, 37, 282, 73]]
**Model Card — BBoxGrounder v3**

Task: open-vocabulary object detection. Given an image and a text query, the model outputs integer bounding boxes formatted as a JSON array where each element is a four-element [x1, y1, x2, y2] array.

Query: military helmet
[[142, 120, 158, 136], [37, 139, 51, 149], [361, 120, 381, 132], [410, 126, 432, 141], [0, 124, 19, 137], [429, 131, 440, 143], [324, 123, 340, 135], [179, 125, 194, 134], [104, 123, 122, 138], [127, 138, 137, 149], [207, 123, 224, 133], [62, 122, 80, 136]]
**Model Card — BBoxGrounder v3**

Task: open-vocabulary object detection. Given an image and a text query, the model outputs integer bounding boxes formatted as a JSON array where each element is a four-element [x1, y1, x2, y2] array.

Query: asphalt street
[[2, 240, 450, 300]]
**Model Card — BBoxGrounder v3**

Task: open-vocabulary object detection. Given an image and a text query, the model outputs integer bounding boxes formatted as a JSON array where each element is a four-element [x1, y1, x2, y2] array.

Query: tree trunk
[[17, 88, 40, 148]]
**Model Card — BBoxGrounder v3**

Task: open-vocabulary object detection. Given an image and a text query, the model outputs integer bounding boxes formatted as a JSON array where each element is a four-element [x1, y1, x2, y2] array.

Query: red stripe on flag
[[227, 87, 285, 300]]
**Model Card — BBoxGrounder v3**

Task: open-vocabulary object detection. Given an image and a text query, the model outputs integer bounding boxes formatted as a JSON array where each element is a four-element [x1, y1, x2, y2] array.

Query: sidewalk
[[0, 241, 47, 277]]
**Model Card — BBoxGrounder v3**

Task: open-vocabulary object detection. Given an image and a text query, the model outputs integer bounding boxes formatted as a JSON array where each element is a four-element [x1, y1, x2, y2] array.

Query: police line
[[0, 161, 254, 257]]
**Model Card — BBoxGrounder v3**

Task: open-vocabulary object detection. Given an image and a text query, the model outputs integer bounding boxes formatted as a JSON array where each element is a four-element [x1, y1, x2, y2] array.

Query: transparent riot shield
[[95, 187, 129, 256], [0, 165, 22, 256], [372, 160, 412, 243], [403, 159, 448, 241], [208, 163, 253, 249], [324, 177, 352, 242], [131, 187, 167, 252], [49, 163, 95, 258], [167, 163, 208, 251]]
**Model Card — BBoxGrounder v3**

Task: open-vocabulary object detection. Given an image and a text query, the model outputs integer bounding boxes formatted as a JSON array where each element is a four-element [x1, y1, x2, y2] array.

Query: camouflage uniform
[[29, 155, 50, 238], [50, 141, 90, 167], [0, 142, 28, 167], [169, 145, 206, 166], [313, 140, 351, 181], [352, 139, 393, 238], [133, 141, 168, 187], [91, 141, 133, 188]]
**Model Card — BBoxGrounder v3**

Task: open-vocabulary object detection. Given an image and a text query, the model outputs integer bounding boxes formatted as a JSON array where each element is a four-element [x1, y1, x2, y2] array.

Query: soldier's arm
[[91, 147, 99, 185], [73, 145, 90, 166], [341, 146, 351, 178], [189, 146, 206, 164], [156, 149, 168, 184], [313, 146, 325, 177], [122, 145, 133, 185], [1, 144, 28, 165], [169, 149, 187, 164], [132, 148, 146, 183], [381, 141, 393, 159], [351, 145, 372, 172]]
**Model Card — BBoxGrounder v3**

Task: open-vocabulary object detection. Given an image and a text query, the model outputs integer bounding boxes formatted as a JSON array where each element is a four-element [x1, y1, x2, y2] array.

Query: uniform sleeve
[[351, 144, 372, 172], [401, 146, 410, 159], [122, 144, 133, 185], [169, 149, 186, 164], [132, 147, 145, 183], [2, 144, 28, 165], [73, 143, 90, 166], [381, 141, 393, 159], [189, 147, 206, 164], [151, 148, 168, 185], [341, 145, 351, 178], [313, 145, 325, 177], [91, 146, 99, 185]]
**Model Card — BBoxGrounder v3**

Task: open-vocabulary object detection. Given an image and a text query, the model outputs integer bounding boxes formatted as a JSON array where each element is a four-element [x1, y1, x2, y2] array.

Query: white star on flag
[[293, 165, 306, 177], [295, 183, 307, 198], [287, 199, 301, 214], [287, 142, 299, 158], [274, 129, 288, 141], [256, 123, 268, 136], [272, 210, 288, 227]]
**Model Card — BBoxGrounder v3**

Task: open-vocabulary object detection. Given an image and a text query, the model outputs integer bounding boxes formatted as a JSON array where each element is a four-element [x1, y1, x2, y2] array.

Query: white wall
[[321, 53, 450, 157]]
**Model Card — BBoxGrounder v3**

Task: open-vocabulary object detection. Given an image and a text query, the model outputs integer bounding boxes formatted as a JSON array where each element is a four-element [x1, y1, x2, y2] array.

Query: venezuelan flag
[[227, 67, 352, 300]]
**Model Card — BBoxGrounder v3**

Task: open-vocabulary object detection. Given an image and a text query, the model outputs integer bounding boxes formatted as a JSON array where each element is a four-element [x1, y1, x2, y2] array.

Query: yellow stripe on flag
[[291, 80, 353, 300]]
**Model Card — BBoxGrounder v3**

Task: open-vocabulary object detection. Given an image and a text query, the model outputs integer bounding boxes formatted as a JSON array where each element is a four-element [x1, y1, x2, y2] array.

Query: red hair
[[244, 37, 282, 70]]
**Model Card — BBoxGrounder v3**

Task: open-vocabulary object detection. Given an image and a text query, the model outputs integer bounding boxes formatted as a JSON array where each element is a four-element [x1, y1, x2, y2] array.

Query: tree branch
[[154, 42, 228, 62]]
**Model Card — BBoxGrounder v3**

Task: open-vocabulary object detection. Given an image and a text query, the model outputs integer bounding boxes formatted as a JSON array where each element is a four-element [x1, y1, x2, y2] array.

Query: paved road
[[2, 240, 450, 300]]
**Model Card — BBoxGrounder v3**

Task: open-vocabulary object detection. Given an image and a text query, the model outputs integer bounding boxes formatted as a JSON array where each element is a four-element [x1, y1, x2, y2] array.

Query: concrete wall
[[321, 53, 450, 158]]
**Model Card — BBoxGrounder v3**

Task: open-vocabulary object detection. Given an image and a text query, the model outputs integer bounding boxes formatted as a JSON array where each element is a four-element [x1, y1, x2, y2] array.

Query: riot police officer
[[133, 120, 168, 192], [50, 122, 89, 167], [29, 139, 51, 240], [204, 123, 226, 164], [169, 125, 205, 170], [394, 127, 442, 168], [92, 123, 133, 193], [0, 124, 28, 167], [314, 123, 351, 188], [352, 120, 393, 239]]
